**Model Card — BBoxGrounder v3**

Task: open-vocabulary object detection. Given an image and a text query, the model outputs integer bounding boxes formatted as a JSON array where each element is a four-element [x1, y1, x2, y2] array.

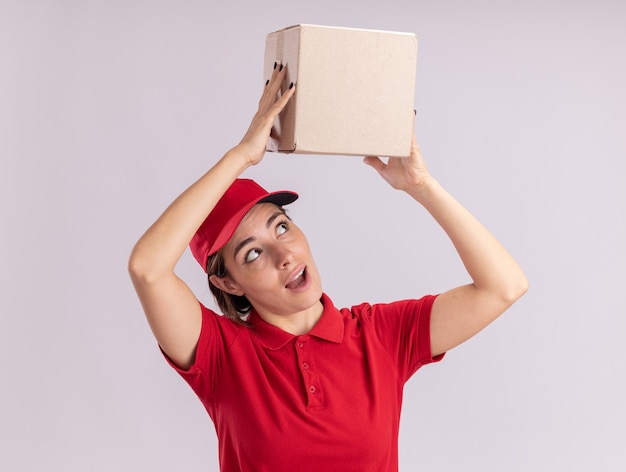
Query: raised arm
[[128, 65, 295, 369], [364, 126, 528, 357]]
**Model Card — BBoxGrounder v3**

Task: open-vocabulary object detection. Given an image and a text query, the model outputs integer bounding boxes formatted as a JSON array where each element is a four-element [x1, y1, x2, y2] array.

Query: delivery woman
[[128, 64, 528, 471]]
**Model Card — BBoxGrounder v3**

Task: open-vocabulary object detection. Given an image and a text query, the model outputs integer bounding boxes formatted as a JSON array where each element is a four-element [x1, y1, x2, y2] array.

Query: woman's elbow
[[502, 273, 529, 306], [128, 244, 158, 285]]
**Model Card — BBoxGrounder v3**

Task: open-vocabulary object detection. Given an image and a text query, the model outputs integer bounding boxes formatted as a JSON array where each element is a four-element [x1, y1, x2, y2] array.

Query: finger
[[268, 83, 295, 116], [409, 110, 420, 150], [259, 63, 281, 100], [267, 62, 288, 94], [266, 61, 281, 83], [260, 63, 290, 108], [363, 155, 386, 173]]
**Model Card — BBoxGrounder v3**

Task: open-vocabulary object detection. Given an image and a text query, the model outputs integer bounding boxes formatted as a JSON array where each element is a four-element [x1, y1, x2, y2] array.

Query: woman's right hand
[[236, 63, 295, 166]]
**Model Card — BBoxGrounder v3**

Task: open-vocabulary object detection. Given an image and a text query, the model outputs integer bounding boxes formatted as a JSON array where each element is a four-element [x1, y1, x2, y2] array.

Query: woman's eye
[[277, 222, 289, 235], [245, 249, 261, 263]]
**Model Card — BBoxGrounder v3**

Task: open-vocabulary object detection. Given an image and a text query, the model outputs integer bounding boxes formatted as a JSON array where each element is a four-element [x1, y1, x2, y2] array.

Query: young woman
[[129, 64, 528, 471]]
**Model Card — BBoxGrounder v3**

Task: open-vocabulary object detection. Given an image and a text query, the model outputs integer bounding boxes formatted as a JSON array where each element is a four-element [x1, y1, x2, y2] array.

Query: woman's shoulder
[[344, 294, 438, 317]]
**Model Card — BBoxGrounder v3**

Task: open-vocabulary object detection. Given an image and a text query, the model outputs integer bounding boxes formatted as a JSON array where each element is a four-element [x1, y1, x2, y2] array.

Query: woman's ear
[[209, 274, 244, 296]]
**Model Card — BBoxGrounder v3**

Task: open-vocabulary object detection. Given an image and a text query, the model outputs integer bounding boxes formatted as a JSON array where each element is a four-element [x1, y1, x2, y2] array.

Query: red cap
[[190, 179, 298, 271]]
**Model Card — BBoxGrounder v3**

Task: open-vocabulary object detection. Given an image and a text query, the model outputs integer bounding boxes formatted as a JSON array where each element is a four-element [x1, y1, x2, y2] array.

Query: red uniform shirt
[[164, 293, 443, 471]]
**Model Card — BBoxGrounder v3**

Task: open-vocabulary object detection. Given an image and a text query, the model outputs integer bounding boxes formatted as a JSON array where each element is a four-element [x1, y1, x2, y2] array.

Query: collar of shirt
[[247, 293, 345, 350]]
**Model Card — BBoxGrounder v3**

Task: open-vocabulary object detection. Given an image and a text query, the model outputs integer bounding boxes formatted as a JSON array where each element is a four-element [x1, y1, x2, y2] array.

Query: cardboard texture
[[264, 24, 418, 157]]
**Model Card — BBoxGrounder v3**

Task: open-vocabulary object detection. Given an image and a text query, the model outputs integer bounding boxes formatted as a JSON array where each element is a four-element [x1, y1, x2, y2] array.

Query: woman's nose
[[274, 245, 294, 268]]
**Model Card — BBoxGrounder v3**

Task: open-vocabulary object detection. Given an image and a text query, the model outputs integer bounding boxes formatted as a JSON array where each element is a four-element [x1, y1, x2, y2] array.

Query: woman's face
[[216, 202, 323, 324]]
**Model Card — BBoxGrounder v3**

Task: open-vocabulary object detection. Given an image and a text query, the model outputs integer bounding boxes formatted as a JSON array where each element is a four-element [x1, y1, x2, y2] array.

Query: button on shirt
[[164, 293, 443, 472]]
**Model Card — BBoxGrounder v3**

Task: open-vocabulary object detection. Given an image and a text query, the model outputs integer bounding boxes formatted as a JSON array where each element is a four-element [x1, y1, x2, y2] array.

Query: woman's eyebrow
[[266, 210, 286, 228], [233, 237, 255, 259]]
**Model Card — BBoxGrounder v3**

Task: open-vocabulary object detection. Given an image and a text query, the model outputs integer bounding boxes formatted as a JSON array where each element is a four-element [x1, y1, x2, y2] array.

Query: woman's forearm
[[407, 176, 528, 302], [129, 148, 250, 282]]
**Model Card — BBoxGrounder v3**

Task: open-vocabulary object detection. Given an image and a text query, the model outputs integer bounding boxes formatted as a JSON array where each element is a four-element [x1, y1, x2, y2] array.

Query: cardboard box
[[264, 24, 417, 157]]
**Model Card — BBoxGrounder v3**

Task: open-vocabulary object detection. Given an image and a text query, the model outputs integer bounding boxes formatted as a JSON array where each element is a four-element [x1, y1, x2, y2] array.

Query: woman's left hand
[[364, 113, 528, 358], [363, 114, 432, 193]]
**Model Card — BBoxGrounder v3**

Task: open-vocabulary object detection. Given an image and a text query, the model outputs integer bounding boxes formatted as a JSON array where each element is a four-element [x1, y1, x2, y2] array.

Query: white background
[[1, 0, 625, 470]]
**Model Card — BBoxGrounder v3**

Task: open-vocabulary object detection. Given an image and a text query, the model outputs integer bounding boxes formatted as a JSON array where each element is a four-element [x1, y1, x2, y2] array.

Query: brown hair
[[206, 249, 252, 325]]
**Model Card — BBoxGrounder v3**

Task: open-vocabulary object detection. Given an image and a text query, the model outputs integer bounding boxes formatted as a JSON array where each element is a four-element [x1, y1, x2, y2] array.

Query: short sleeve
[[365, 295, 444, 382], [160, 303, 242, 406]]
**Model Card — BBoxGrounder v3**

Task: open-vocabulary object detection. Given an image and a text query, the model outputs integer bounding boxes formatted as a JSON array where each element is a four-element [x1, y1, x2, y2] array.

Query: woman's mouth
[[285, 267, 306, 289]]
